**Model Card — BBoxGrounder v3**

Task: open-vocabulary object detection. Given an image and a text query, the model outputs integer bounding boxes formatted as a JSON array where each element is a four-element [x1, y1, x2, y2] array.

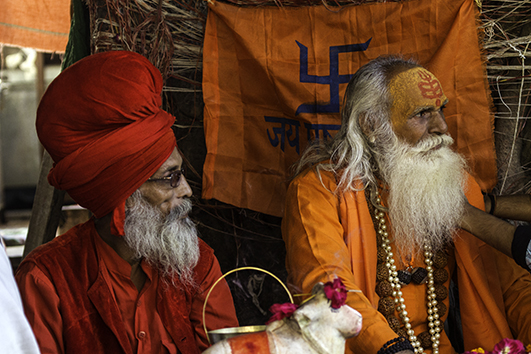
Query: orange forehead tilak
[[389, 67, 447, 124]]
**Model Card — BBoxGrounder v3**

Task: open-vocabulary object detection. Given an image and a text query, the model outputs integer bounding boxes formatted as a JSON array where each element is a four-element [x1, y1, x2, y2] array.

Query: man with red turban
[[15, 50, 238, 354]]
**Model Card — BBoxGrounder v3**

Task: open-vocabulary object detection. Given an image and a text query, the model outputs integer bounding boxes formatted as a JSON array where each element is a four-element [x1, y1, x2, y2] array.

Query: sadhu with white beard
[[282, 56, 531, 354], [15, 51, 238, 354]]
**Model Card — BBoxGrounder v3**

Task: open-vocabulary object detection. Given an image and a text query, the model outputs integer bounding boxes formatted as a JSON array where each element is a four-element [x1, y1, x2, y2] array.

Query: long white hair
[[292, 56, 468, 254]]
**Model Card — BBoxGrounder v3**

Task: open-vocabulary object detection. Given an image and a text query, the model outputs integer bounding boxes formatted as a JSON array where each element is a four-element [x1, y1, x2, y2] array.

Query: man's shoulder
[[290, 164, 339, 190], [198, 238, 214, 259], [191, 238, 214, 272], [194, 238, 228, 280], [21, 220, 95, 266]]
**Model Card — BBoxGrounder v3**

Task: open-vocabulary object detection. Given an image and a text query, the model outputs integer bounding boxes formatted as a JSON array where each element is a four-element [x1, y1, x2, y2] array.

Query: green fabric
[[61, 0, 91, 70]]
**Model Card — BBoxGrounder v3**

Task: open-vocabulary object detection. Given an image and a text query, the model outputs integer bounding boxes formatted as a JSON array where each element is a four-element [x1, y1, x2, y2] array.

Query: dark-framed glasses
[[147, 166, 185, 188]]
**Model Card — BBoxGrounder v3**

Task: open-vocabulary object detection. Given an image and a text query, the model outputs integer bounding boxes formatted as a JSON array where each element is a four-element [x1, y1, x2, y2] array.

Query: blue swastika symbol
[[295, 38, 372, 115]]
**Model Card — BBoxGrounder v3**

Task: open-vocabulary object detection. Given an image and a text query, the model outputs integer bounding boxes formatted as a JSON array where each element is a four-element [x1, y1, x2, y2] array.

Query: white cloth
[[0, 243, 40, 353]]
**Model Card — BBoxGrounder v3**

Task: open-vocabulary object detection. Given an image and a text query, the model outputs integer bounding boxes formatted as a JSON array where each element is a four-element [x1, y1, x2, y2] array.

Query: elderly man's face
[[388, 67, 449, 146], [132, 147, 192, 215]]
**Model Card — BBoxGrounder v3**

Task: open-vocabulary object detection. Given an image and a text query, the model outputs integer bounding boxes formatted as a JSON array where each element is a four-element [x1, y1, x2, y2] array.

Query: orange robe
[[282, 168, 531, 354]]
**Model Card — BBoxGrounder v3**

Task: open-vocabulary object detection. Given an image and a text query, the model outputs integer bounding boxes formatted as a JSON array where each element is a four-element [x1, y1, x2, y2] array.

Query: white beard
[[376, 134, 468, 256], [123, 192, 200, 288]]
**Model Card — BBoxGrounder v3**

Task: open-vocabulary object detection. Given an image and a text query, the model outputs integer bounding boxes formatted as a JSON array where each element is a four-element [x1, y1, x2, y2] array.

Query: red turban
[[36, 51, 176, 236]]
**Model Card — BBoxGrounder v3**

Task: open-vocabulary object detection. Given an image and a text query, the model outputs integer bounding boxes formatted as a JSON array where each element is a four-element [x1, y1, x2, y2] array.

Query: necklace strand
[[374, 192, 441, 354]]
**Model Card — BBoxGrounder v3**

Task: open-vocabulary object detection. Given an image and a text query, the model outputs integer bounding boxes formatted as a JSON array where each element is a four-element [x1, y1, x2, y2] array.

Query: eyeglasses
[[147, 166, 185, 188]]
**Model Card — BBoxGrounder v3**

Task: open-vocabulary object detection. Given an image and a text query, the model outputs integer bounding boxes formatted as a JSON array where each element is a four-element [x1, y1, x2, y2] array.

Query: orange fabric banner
[[202, 0, 496, 217], [0, 0, 70, 52]]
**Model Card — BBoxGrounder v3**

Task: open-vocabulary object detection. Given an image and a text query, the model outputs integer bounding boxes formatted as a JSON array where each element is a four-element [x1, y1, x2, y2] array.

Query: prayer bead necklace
[[373, 191, 441, 354]]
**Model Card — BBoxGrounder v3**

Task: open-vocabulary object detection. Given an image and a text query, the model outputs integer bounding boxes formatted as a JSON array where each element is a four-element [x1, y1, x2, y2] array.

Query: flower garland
[[266, 278, 348, 324], [465, 339, 531, 354]]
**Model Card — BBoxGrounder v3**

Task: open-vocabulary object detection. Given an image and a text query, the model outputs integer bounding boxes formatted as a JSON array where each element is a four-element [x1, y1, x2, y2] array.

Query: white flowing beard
[[123, 192, 200, 288], [377, 134, 468, 255]]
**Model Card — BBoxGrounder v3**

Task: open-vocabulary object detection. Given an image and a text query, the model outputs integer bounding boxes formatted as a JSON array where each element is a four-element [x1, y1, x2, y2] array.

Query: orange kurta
[[282, 168, 531, 354]]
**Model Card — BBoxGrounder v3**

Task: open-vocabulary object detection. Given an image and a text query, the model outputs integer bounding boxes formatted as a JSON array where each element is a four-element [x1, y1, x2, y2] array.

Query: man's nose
[[176, 177, 193, 199], [168, 177, 193, 211], [428, 111, 448, 135]]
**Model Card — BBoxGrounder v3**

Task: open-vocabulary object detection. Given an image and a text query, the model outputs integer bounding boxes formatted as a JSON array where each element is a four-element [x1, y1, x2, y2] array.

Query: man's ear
[[358, 113, 375, 142], [125, 197, 133, 209]]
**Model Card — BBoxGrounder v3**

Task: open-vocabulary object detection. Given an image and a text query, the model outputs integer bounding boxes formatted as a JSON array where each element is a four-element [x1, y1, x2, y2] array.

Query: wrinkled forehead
[[389, 67, 447, 117]]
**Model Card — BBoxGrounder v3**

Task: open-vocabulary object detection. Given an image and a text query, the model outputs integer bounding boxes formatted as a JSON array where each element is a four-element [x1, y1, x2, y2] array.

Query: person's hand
[[489, 194, 531, 223], [458, 199, 515, 257], [457, 197, 475, 230]]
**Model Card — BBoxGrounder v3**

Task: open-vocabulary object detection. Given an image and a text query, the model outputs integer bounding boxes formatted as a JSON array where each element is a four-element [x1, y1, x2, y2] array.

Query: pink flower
[[266, 303, 299, 324], [492, 339, 526, 354], [323, 278, 347, 309]]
